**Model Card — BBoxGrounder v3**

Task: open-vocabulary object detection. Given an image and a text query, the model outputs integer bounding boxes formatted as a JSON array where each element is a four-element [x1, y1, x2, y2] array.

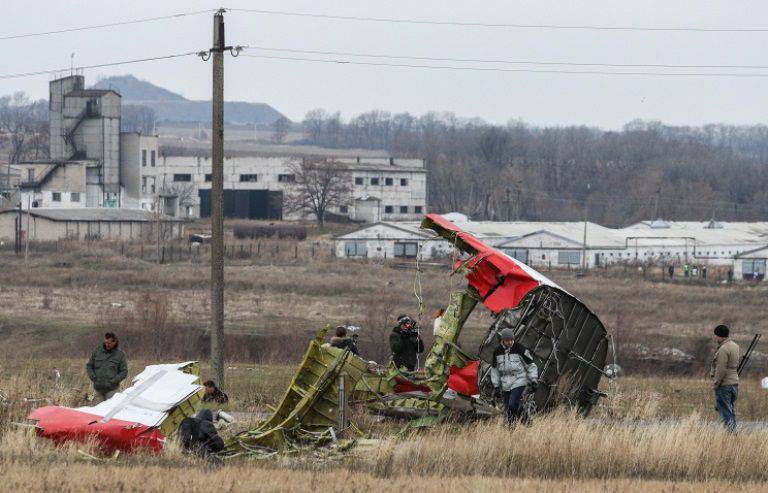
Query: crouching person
[[178, 409, 225, 460], [490, 328, 538, 425], [330, 326, 360, 355], [203, 380, 229, 404]]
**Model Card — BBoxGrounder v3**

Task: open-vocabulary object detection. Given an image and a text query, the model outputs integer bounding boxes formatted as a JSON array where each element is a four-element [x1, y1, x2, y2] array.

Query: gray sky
[[3, 0, 768, 129]]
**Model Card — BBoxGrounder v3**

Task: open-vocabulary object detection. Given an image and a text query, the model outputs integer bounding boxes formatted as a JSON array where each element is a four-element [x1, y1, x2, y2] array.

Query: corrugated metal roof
[[339, 218, 768, 248], [0, 208, 159, 222]]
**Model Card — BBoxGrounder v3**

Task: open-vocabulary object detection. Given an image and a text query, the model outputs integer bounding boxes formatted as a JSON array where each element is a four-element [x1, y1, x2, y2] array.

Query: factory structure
[[335, 215, 768, 280], [143, 155, 427, 222], [2, 74, 427, 241], [13, 74, 158, 210]]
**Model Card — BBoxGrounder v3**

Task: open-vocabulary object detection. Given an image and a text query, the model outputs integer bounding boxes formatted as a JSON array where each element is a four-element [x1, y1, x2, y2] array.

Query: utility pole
[[504, 188, 511, 222], [582, 183, 591, 271], [198, 10, 242, 386], [25, 194, 30, 267], [209, 10, 227, 386]]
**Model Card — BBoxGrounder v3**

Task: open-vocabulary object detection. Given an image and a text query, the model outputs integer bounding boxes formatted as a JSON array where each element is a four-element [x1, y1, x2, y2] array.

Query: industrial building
[[14, 74, 158, 211], [335, 216, 768, 279], [141, 155, 428, 222], [0, 208, 183, 242], [7, 75, 427, 225]]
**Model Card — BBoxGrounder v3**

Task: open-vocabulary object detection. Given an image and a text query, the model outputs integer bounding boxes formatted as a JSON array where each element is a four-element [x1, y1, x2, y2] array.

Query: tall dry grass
[[371, 411, 768, 483], [2, 462, 766, 493]]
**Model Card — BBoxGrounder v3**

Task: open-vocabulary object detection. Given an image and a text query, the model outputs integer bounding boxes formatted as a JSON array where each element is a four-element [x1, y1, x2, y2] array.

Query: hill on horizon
[[93, 75, 286, 125]]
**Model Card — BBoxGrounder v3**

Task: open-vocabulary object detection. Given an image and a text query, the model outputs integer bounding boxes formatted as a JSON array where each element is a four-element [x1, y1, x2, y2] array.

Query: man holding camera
[[389, 314, 425, 371]]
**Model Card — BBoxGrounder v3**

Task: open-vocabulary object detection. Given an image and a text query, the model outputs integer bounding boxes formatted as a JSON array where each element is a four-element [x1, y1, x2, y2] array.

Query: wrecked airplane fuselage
[[227, 214, 610, 454], [420, 213, 609, 415]]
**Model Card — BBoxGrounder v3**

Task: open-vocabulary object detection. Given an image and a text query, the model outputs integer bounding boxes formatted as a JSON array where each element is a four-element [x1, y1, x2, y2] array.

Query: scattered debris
[[225, 214, 610, 458], [28, 362, 204, 454]]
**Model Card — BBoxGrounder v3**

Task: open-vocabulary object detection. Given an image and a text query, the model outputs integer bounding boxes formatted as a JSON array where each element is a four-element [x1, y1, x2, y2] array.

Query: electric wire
[[243, 45, 768, 70], [0, 9, 214, 41], [0, 52, 199, 80], [239, 53, 768, 78], [230, 7, 768, 33]]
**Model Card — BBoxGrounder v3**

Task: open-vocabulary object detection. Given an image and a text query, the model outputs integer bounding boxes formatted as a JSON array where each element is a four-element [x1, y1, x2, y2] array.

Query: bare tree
[[271, 116, 290, 144], [0, 92, 48, 163], [302, 109, 328, 145], [121, 104, 157, 134], [284, 158, 351, 228]]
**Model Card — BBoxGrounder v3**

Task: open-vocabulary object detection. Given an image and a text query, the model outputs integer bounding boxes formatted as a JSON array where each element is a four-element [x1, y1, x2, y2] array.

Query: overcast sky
[[4, 1, 768, 129]]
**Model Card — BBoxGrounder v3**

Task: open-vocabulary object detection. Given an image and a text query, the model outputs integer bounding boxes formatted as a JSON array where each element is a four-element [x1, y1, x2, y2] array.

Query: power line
[[230, 8, 768, 33], [0, 52, 199, 80], [244, 45, 768, 70], [240, 53, 768, 78], [0, 9, 214, 41]]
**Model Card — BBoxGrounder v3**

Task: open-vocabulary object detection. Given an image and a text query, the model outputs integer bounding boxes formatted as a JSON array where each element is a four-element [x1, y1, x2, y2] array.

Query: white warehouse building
[[141, 155, 427, 222], [335, 217, 768, 279]]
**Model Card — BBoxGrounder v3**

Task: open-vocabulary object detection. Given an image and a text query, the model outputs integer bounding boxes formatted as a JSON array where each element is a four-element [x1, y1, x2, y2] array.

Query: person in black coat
[[389, 314, 425, 371], [178, 409, 225, 458], [202, 380, 229, 404], [330, 326, 360, 355]]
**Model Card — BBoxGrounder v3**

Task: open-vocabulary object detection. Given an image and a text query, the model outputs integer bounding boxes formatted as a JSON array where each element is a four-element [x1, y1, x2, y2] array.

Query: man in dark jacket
[[389, 315, 424, 371], [203, 380, 229, 404], [178, 409, 225, 458], [330, 326, 360, 356], [86, 332, 128, 403]]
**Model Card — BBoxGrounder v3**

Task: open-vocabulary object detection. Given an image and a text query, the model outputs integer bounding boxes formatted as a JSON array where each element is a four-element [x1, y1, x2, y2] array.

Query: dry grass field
[[2, 241, 768, 491]]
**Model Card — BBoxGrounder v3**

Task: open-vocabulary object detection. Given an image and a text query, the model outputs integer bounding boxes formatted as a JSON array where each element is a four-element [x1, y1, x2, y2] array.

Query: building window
[[742, 259, 766, 280], [240, 174, 258, 182], [174, 174, 192, 182], [557, 251, 581, 265], [52, 192, 61, 202], [278, 174, 295, 183], [394, 242, 418, 258], [150, 150, 156, 167], [70, 192, 80, 203], [151, 184, 156, 193], [27, 169, 35, 182], [385, 177, 393, 186], [370, 177, 380, 185], [414, 206, 423, 214], [355, 177, 364, 185], [339, 205, 349, 213], [384, 205, 393, 214], [400, 178, 408, 186], [142, 150, 147, 167], [504, 248, 529, 264], [399, 205, 408, 214], [142, 177, 147, 192], [205, 174, 212, 182], [345, 241, 367, 257]]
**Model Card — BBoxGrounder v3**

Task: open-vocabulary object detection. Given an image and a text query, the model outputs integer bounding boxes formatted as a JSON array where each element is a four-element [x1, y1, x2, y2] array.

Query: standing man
[[389, 314, 424, 371], [490, 328, 538, 425], [711, 324, 740, 433], [86, 332, 128, 403]]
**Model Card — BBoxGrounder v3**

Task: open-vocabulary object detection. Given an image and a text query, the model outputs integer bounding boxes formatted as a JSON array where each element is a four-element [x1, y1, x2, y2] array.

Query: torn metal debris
[[28, 362, 204, 454], [227, 214, 610, 455]]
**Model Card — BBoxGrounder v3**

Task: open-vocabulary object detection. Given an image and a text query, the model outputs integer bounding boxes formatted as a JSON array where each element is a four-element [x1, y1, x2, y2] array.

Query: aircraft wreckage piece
[[227, 215, 610, 453], [28, 362, 204, 453], [224, 326, 372, 454], [421, 213, 609, 414]]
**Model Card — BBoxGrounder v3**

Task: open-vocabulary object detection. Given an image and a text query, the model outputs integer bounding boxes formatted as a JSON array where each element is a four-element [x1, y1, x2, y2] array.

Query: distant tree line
[[302, 109, 768, 225], [0, 92, 48, 163]]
